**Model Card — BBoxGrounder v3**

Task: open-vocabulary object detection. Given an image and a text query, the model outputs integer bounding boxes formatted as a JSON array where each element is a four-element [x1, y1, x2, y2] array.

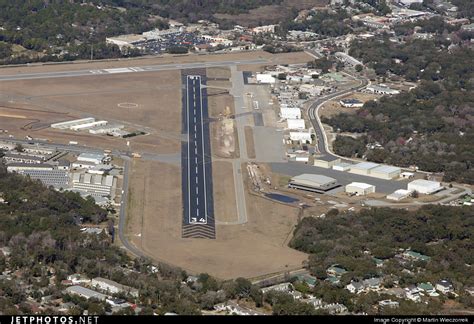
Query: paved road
[[307, 73, 369, 159], [0, 59, 268, 81]]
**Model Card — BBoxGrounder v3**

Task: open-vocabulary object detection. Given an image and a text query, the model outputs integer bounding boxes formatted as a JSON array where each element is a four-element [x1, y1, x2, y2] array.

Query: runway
[[181, 71, 215, 239], [0, 59, 268, 81]]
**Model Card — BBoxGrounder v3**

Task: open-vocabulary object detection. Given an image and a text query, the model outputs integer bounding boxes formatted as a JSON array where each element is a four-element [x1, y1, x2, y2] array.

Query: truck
[[68, 141, 78, 145], [131, 152, 141, 158]]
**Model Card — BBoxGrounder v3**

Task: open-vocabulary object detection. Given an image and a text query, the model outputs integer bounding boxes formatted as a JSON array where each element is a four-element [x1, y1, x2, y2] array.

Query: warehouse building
[[366, 85, 400, 95], [77, 153, 105, 165], [370, 165, 401, 180], [7, 163, 54, 172], [287, 118, 305, 130], [339, 99, 363, 108], [289, 174, 339, 193], [91, 277, 139, 298], [51, 118, 96, 130], [407, 179, 443, 195], [313, 156, 341, 169], [280, 107, 302, 119], [70, 120, 108, 131], [387, 189, 412, 201], [349, 162, 379, 176], [64, 286, 107, 301], [3, 153, 45, 164], [15, 169, 69, 189], [89, 124, 124, 135], [256, 73, 276, 84], [346, 182, 375, 196], [71, 173, 114, 197], [289, 130, 312, 142], [332, 162, 352, 172]]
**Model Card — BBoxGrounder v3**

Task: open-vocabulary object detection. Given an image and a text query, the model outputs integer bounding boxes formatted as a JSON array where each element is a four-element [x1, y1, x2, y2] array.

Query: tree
[[355, 64, 363, 72], [235, 277, 252, 299]]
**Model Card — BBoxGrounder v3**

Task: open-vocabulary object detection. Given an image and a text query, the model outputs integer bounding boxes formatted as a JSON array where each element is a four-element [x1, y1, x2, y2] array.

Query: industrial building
[[289, 174, 339, 193], [313, 156, 341, 169], [51, 118, 96, 130], [280, 107, 302, 119], [345, 182, 375, 196], [332, 162, 352, 172], [89, 124, 124, 135], [3, 152, 45, 164], [77, 153, 105, 165], [387, 189, 412, 201], [339, 99, 363, 108], [72, 160, 98, 170], [366, 85, 400, 95], [407, 179, 443, 195], [64, 286, 107, 301], [287, 118, 305, 129], [349, 162, 379, 176], [6, 163, 54, 172], [71, 173, 114, 197], [70, 120, 108, 131], [289, 130, 312, 142], [16, 169, 69, 189], [256, 73, 276, 84], [370, 165, 401, 180], [91, 277, 139, 298], [334, 52, 363, 67]]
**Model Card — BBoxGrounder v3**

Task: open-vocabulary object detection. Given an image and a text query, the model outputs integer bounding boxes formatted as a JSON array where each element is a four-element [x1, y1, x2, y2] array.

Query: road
[[181, 73, 216, 239], [0, 59, 268, 81], [307, 72, 369, 159]]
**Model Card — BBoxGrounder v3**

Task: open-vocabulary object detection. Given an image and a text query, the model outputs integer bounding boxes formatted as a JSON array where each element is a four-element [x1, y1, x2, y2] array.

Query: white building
[[335, 52, 363, 67], [91, 277, 139, 298], [398, 0, 422, 6], [287, 118, 305, 129], [77, 153, 105, 165], [332, 162, 352, 171], [289, 174, 339, 192], [349, 162, 379, 175], [289, 130, 312, 142], [51, 118, 95, 130], [366, 85, 400, 95], [314, 157, 341, 169], [345, 182, 375, 195], [260, 283, 293, 294], [436, 280, 454, 294], [65, 286, 107, 301], [70, 120, 108, 131], [407, 179, 443, 194], [256, 73, 276, 84], [387, 189, 412, 201], [370, 165, 401, 180], [339, 99, 364, 108], [280, 107, 302, 119]]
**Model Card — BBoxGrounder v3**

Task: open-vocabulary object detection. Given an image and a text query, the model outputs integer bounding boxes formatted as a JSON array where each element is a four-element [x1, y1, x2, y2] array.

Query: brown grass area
[[0, 70, 182, 154], [0, 51, 273, 76], [245, 126, 256, 159], [126, 159, 307, 279], [212, 161, 238, 223], [238, 52, 313, 72], [206, 67, 231, 79], [319, 92, 379, 119]]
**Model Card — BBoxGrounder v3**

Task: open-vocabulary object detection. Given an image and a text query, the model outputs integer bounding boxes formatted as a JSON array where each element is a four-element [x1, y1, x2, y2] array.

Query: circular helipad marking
[[117, 102, 139, 109]]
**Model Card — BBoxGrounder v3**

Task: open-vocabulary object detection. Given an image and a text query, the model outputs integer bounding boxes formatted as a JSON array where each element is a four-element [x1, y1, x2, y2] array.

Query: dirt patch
[[0, 70, 182, 154], [206, 67, 231, 79], [126, 159, 307, 279], [212, 161, 238, 223], [238, 52, 313, 72], [319, 92, 378, 119], [245, 126, 256, 159]]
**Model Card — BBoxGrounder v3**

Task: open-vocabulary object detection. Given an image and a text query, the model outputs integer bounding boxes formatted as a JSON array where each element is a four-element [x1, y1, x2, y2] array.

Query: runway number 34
[[191, 218, 206, 223]]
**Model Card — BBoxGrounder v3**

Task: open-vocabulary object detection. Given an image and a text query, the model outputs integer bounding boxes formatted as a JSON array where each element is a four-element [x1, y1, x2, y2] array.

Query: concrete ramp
[[253, 126, 286, 163]]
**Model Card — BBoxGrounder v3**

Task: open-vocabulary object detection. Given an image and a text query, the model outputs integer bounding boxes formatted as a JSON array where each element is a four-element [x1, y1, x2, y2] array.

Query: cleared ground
[[212, 161, 238, 223], [245, 126, 256, 159], [319, 92, 379, 119], [127, 159, 307, 279], [0, 70, 182, 154]]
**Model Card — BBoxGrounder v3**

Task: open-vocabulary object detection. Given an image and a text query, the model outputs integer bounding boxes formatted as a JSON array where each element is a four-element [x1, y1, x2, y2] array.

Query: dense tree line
[[290, 205, 474, 290], [280, 9, 352, 37]]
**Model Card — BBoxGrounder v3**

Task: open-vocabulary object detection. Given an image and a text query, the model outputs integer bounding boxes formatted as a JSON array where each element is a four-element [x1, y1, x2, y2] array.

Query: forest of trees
[[290, 205, 474, 293], [280, 10, 352, 37]]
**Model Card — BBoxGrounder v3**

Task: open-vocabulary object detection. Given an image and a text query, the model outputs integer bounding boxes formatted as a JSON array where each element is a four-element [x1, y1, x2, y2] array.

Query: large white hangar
[[288, 174, 340, 193]]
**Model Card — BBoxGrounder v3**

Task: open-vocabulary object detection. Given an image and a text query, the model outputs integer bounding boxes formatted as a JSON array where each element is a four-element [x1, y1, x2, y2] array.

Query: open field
[[319, 92, 379, 119], [245, 126, 256, 159], [206, 67, 231, 80], [126, 159, 307, 279], [238, 52, 313, 72], [212, 161, 238, 223], [0, 51, 294, 76], [0, 70, 182, 154]]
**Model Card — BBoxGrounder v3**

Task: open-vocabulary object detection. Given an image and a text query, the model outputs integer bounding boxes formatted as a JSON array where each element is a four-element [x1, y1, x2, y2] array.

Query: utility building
[[350, 162, 379, 176], [345, 182, 375, 196], [407, 179, 443, 194], [289, 174, 339, 193], [370, 165, 401, 180], [313, 156, 341, 169]]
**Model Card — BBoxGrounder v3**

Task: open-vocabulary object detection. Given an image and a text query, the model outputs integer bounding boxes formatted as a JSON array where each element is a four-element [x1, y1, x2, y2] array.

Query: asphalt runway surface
[[181, 71, 216, 238]]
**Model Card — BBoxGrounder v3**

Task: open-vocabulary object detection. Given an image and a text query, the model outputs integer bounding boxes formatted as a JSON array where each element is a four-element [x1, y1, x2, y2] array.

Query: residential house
[[436, 280, 454, 294], [91, 277, 139, 298], [346, 281, 364, 294], [362, 277, 382, 291], [67, 274, 91, 285], [378, 300, 399, 309], [260, 282, 293, 295], [405, 287, 422, 303], [417, 283, 439, 297], [326, 265, 347, 277], [295, 274, 317, 288], [402, 250, 431, 262]]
